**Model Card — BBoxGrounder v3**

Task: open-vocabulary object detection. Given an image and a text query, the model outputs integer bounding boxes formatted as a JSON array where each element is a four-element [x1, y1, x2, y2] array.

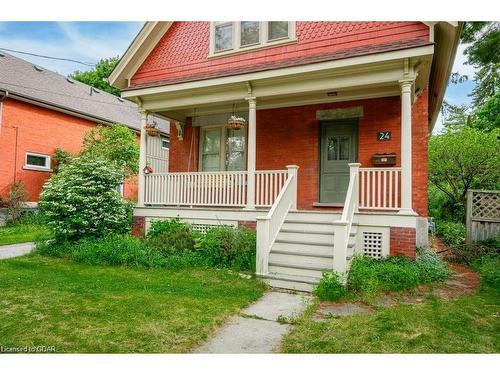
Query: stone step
[[263, 273, 320, 293]]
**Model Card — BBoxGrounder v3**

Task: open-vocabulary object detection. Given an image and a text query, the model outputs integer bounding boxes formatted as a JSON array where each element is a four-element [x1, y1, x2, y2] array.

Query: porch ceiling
[[124, 45, 434, 122]]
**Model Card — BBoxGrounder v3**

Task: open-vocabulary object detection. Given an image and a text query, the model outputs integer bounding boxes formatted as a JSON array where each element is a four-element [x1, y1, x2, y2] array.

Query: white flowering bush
[[39, 156, 133, 240]]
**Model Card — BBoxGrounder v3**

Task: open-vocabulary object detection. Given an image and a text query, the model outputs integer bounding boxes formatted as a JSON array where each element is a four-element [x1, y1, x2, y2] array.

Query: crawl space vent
[[362, 232, 383, 259]]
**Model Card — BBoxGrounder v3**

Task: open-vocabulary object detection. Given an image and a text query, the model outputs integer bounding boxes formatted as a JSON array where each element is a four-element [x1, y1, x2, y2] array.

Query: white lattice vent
[[362, 232, 383, 259], [191, 223, 234, 234]]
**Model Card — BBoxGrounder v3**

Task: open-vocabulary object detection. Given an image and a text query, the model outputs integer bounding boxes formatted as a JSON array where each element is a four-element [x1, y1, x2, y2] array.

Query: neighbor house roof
[[0, 51, 169, 134]]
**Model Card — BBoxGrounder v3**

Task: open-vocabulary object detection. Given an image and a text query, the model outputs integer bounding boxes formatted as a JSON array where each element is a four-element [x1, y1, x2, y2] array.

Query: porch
[[126, 51, 431, 289]]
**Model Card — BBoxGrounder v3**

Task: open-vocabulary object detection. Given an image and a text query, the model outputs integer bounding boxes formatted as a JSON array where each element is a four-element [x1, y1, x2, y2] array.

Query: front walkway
[[0, 242, 35, 259], [196, 291, 312, 353]]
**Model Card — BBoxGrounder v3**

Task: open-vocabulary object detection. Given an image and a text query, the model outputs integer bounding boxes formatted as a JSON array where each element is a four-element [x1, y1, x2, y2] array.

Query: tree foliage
[[39, 156, 133, 240], [457, 22, 500, 108], [70, 57, 121, 96], [82, 124, 139, 176], [429, 127, 500, 220], [473, 92, 500, 132]]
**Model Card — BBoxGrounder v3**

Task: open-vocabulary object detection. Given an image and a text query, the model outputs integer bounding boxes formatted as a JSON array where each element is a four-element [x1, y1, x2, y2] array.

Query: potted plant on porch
[[144, 120, 160, 137]]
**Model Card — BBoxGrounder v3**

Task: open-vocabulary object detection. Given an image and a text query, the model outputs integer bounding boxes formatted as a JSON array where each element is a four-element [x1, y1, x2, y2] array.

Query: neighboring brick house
[[0, 52, 169, 203], [109, 21, 461, 291]]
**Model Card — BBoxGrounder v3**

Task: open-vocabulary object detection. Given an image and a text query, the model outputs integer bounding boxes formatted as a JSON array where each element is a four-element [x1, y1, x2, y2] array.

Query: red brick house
[[0, 52, 169, 204], [110, 21, 461, 290]]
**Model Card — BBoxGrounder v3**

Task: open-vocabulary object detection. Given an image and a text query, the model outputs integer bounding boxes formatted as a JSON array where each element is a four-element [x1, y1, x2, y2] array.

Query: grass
[[0, 224, 53, 245], [0, 254, 266, 353], [280, 288, 500, 353]]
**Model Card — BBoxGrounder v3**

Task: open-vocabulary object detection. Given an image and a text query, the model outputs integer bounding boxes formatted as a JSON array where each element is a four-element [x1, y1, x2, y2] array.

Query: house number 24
[[377, 131, 391, 141]]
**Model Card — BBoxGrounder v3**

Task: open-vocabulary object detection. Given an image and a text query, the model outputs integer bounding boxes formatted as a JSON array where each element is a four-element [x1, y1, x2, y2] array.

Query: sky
[[0, 22, 475, 134]]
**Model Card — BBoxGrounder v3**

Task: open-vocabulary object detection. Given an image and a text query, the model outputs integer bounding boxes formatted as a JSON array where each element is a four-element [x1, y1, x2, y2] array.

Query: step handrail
[[333, 163, 360, 275], [255, 165, 299, 276]]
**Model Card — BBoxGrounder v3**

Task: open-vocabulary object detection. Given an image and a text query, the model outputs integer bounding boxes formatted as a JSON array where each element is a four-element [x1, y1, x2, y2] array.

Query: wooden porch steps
[[263, 212, 358, 292]]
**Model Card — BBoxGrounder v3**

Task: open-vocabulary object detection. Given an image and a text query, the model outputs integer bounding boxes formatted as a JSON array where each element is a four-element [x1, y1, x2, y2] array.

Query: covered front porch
[[125, 49, 432, 280]]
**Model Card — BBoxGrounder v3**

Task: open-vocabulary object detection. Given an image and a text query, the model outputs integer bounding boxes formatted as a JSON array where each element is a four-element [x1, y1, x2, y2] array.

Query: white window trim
[[198, 125, 247, 172], [161, 137, 169, 150], [23, 152, 52, 172], [209, 21, 296, 58]]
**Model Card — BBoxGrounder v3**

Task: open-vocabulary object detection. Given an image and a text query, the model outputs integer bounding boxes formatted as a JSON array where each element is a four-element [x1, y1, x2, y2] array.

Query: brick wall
[[169, 94, 429, 216], [390, 227, 417, 258], [131, 216, 146, 237], [132, 22, 429, 87], [0, 98, 138, 201]]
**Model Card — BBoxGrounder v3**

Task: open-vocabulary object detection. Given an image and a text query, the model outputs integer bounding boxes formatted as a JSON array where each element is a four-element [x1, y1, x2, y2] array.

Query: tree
[[457, 22, 500, 108], [429, 127, 500, 221], [440, 101, 471, 132], [70, 57, 121, 96], [81, 124, 139, 176], [39, 156, 133, 240], [473, 92, 500, 132]]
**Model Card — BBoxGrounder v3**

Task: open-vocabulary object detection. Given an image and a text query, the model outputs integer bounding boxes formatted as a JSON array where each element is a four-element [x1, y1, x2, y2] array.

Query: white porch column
[[137, 110, 148, 207], [399, 79, 415, 215], [245, 97, 257, 210]]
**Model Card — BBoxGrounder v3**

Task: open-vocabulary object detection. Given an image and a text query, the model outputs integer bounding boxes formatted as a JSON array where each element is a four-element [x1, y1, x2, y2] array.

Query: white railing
[[333, 163, 360, 275], [359, 167, 401, 210], [256, 165, 299, 276], [144, 168, 289, 207]]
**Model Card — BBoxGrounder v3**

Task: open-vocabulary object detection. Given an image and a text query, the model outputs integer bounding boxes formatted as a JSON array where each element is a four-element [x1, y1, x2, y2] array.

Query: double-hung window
[[214, 22, 233, 52], [200, 126, 246, 171]]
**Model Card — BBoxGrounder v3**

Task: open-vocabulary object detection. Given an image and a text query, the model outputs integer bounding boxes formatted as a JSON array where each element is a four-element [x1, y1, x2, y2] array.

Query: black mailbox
[[372, 153, 396, 167]]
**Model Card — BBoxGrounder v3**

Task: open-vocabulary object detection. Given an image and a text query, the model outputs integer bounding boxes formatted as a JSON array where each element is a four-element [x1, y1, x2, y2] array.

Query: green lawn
[[0, 255, 266, 353], [280, 289, 500, 353], [0, 224, 53, 245]]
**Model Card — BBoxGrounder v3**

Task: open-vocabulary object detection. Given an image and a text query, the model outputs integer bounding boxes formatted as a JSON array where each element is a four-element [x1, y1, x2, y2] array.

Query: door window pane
[[214, 22, 233, 51], [339, 137, 350, 160], [201, 128, 221, 171], [241, 21, 260, 46], [226, 127, 246, 171], [327, 137, 338, 161], [268, 22, 289, 40]]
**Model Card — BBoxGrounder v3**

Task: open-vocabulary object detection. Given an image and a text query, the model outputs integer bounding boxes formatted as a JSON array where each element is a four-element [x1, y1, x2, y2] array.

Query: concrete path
[[0, 242, 35, 259], [196, 291, 312, 353]]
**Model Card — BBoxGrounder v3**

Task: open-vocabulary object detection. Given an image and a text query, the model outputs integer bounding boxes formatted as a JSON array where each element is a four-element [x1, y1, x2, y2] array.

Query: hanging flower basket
[[144, 164, 153, 174], [227, 115, 246, 130], [145, 122, 160, 137]]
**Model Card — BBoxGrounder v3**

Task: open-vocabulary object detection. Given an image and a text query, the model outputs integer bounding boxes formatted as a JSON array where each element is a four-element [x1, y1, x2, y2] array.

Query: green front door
[[320, 120, 358, 204]]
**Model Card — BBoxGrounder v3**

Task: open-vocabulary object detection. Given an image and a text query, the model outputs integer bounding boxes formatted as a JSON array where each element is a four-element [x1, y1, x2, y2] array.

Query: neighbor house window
[[200, 126, 246, 171], [210, 22, 295, 56], [24, 152, 51, 171], [240, 21, 260, 47], [268, 21, 289, 40], [214, 22, 233, 52]]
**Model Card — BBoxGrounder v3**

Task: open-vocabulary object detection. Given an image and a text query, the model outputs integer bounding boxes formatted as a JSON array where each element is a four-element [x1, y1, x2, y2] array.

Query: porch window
[[268, 21, 289, 40], [200, 126, 246, 171], [214, 22, 233, 52], [240, 21, 260, 46]]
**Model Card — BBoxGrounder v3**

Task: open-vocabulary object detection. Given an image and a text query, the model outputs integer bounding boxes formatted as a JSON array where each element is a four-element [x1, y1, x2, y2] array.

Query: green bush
[[314, 271, 346, 301], [199, 226, 256, 271], [436, 220, 466, 247], [39, 235, 167, 268], [473, 255, 500, 290], [347, 250, 450, 299], [146, 218, 200, 255], [15, 211, 47, 226], [39, 156, 133, 240]]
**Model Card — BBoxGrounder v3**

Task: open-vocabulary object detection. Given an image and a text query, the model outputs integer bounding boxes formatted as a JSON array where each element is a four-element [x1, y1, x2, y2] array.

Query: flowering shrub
[[39, 156, 132, 240]]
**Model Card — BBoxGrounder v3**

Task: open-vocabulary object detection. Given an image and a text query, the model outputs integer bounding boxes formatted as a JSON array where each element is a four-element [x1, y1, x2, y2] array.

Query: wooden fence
[[466, 189, 500, 245]]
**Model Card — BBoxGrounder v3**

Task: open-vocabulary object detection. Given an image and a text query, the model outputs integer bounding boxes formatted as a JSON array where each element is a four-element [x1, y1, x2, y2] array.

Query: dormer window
[[210, 21, 296, 57], [268, 21, 289, 41], [214, 22, 233, 52], [240, 21, 260, 47]]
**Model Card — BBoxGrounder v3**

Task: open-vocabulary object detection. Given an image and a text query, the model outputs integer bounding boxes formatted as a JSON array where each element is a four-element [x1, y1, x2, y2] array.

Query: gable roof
[[0, 51, 169, 134]]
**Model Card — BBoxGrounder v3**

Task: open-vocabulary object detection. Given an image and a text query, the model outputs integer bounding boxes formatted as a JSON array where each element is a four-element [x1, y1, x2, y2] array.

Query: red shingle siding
[[0, 98, 138, 202], [168, 93, 429, 214], [390, 227, 417, 258], [131, 22, 429, 87]]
